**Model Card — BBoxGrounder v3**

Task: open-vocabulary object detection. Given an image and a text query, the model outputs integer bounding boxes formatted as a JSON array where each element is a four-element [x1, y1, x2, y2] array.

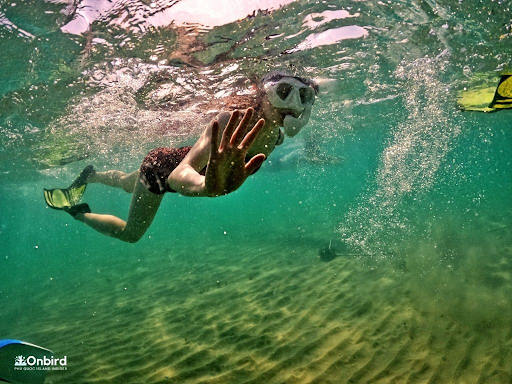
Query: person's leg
[[88, 170, 140, 193], [74, 178, 164, 243]]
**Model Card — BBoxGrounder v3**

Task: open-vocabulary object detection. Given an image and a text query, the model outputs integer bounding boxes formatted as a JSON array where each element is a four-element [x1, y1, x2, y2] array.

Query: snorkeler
[[43, 72, 318, 242]]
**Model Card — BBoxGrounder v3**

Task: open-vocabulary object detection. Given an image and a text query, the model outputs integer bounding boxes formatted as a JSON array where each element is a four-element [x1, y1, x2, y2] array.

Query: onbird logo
[[14, 355, 27, 366]]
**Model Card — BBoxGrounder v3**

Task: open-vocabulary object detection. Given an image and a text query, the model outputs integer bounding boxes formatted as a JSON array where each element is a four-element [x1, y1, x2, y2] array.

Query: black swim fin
[[43, 166, 94, 217]]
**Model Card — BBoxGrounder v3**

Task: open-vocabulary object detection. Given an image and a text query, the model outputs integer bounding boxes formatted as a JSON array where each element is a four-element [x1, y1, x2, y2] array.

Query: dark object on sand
[[318, 244, 338, 262], [318, 241, 363, 262]]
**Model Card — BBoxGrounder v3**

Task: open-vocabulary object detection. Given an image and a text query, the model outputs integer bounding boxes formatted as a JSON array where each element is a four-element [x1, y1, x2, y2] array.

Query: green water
[[1, 0, 512, 382]]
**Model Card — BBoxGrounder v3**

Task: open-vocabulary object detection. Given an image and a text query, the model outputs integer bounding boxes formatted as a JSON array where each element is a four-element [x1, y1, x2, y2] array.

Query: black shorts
[[139, 146, 263, 195], [139, 146, 192, 195]]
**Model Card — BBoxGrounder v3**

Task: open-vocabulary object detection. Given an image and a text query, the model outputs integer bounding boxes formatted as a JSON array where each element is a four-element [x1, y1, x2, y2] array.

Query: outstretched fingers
[[219, 110, 240, 150], [230, 108, 254, 147], [210, 120, 221, 157], [240, 118, 265, 149], [245, 153, 266, 174]]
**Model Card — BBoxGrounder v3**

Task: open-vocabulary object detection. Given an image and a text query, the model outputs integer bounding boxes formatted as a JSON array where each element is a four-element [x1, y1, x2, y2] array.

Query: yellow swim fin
[[43, 165, 94, 217], [458, 70, 512, 112], [489, 70, 512, 110], [43, 184, 87, 209]]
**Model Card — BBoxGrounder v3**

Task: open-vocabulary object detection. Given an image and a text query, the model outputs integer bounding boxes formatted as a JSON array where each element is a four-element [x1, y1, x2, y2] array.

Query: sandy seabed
[[3, 229, 512, 384]]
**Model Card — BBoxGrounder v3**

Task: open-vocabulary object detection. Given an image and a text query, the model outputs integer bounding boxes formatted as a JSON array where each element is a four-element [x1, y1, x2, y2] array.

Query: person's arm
[[166, 117, 218, 197], [168, 109, 265, 197]]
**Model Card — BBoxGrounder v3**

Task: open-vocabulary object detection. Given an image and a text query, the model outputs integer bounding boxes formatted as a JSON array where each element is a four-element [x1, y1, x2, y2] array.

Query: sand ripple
[[1, 236, 512, 383]]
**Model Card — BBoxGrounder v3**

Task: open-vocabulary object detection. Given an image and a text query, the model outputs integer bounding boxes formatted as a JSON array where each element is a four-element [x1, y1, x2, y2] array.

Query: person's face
[[262, 77, 316, 127]]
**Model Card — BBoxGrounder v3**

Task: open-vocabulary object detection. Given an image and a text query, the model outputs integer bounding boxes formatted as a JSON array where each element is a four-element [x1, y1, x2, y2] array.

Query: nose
[[288, 89, 304, 110]]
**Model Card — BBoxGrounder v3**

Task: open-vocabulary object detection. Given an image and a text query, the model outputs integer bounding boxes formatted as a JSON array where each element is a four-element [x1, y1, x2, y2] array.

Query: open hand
[[205, 108, 266, 196]]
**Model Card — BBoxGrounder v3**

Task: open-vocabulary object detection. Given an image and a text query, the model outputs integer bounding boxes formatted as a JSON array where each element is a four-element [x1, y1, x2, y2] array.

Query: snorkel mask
[[263, 74, 317, 136]]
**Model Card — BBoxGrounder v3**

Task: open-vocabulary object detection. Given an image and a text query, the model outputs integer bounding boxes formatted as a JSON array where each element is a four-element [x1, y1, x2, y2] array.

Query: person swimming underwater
[[43, 71, 319, 242]]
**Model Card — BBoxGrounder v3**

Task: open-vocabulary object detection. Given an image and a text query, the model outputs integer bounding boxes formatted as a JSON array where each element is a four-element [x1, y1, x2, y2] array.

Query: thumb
[[245, 153, 266, 174]]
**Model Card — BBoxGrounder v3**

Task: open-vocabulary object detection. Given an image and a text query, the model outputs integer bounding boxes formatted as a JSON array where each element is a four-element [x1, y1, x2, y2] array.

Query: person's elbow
[[168, 166, 206, 197]]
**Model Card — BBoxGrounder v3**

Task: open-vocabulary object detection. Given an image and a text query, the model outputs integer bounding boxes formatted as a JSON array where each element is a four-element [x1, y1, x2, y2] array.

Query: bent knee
[[121, 172, 140, 193]]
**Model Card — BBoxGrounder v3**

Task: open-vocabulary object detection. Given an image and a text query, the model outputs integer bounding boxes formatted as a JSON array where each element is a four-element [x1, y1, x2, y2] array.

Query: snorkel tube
[[283, 104, 312, 137]]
